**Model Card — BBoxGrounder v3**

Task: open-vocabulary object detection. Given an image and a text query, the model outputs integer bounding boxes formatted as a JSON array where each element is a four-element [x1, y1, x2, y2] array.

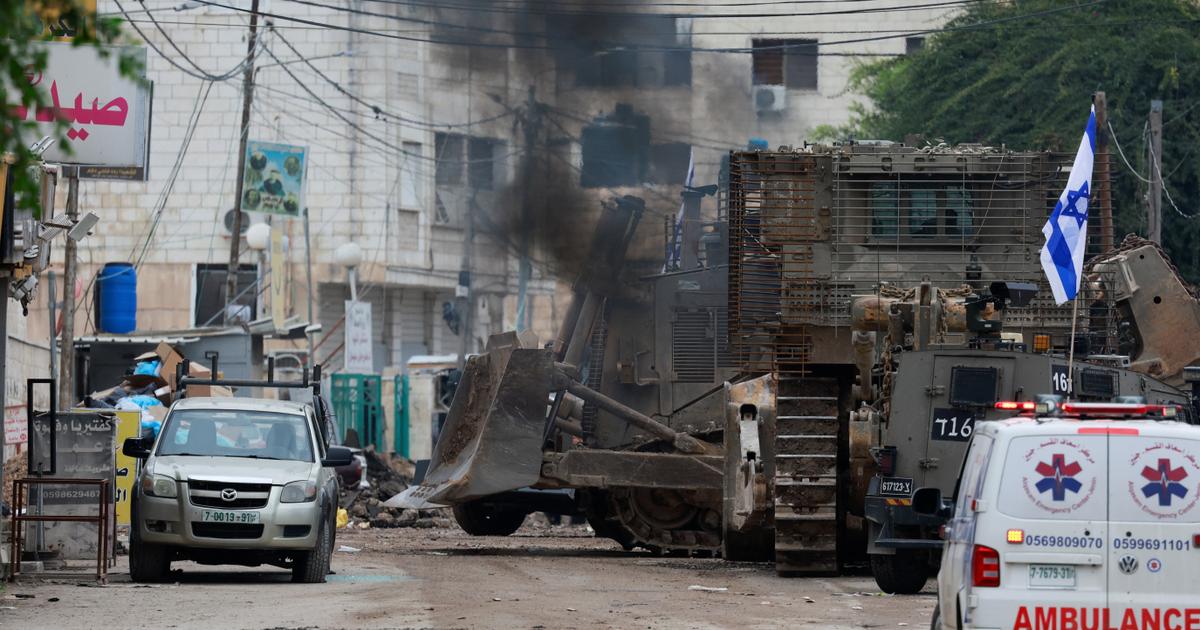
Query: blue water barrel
[[97, 262, 137, 334]]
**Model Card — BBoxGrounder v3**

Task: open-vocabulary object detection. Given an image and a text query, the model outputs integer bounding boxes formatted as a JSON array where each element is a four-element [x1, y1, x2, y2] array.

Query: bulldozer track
[[773, 378, 840, 574], [604, 487, 723, 556]]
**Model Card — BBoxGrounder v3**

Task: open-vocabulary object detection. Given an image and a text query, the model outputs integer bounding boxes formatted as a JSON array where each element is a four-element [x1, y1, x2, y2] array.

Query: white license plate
[[1028, 564, 1076, 589], [200, 509, 260, 524]]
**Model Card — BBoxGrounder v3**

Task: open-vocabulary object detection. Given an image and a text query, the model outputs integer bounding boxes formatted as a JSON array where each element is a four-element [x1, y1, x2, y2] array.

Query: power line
[[1109, 120, 1196, 220], [1146, 131, 1194, 220], [113, 0, 256, 81], [254, 82, 513, 133], [269, 28, 515, 130], [351, 0, 984, 19], [185, 0, 1109, 56], [1107, 120, 1153, 185], [279, 0, 976, 44], [134, 0, 256, 80], [133, 79, 217, 269], [115, 14, 1200, 37], [252, 64, 525, 167], [358, 0, 936, 8]]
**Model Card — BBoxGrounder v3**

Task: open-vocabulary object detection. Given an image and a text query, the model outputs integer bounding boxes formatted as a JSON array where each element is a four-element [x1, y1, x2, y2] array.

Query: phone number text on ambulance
[[1024, 534, 1104, 549]]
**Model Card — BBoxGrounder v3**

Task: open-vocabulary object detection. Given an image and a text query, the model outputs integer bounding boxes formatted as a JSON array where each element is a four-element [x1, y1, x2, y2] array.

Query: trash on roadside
[[337, 545, 360, 553], [687, 585, 729, 592], [80, 342, 233, 416], [336, 508, 349, 529]]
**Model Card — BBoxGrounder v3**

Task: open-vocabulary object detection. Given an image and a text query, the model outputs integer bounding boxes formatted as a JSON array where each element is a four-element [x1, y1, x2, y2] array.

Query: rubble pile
[[339, 449, 453, 529], [3, 456, 27, 508]]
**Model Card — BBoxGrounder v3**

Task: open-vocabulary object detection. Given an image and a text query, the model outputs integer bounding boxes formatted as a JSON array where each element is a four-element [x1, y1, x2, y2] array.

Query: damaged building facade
[[22, 1, 957, 401]]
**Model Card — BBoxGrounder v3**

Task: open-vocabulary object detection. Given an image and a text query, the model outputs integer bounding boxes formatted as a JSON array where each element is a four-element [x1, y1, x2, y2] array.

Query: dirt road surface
[[0, 524, 937, 629]]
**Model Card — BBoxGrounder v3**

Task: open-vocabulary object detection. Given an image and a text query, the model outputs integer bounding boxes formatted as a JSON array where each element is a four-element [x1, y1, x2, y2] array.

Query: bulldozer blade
[[387, 345, 553, 509]]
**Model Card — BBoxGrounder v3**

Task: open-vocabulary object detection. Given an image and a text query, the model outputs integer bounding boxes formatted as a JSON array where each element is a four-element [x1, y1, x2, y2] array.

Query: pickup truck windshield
[[157, 409, 314, 462]]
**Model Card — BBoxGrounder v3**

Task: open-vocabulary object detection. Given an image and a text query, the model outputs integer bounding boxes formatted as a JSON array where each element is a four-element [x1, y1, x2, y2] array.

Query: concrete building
[[13, 1, 960, 418]]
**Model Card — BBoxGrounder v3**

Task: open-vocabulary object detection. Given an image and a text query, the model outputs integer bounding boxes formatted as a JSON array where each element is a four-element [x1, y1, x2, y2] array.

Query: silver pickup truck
[[122, 396, 353, 583]]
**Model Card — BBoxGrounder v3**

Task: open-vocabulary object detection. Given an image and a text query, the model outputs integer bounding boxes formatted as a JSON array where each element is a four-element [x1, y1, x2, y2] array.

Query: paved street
[[0, 525, 936, 629]]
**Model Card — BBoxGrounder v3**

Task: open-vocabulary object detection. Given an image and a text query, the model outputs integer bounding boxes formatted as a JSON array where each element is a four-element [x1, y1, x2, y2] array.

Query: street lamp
[[335, 241, 362, 301], [246, 222, 271, 252]]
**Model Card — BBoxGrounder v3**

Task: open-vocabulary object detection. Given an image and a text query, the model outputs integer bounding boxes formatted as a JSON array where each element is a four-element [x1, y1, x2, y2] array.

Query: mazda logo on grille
[[221, 488, 238, 502]]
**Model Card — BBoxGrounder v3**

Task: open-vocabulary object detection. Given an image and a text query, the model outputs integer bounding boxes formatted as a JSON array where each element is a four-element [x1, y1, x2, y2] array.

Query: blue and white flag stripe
[[1040, 106, 1097, 305]]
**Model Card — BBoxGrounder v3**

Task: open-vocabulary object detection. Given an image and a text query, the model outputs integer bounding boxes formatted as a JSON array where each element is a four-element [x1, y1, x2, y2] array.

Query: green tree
[[846, 0, 1200, 281], [1, 1, 131, 214]]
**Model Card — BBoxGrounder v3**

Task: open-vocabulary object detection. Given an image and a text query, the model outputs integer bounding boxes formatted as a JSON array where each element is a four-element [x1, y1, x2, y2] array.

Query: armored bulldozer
[[393, 144, 1199, 578]]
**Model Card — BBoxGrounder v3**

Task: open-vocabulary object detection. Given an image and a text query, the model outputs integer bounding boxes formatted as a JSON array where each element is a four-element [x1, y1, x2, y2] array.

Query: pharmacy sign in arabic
[[12, 42, 150, 177], [241, 140, 307, 217]]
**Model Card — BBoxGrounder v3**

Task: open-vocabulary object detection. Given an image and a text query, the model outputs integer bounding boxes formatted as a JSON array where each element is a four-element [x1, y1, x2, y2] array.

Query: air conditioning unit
[[754, 85, 787, 114]]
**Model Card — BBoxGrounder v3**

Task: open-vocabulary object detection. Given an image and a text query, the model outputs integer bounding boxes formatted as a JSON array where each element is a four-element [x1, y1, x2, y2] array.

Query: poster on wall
[[4, 404, 27, 445], [240, 140, 307, 217]]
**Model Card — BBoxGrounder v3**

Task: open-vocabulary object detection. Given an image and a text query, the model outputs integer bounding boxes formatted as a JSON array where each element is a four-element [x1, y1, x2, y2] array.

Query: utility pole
[[1093, 91, 1114, 252], [1148, 100, 1163, 244], [515, 85, 540, 332], [456, 206, 474, 370], [224, 0, 261, 323], [58, 167, 78, 407], [303, 207, 315, 364]]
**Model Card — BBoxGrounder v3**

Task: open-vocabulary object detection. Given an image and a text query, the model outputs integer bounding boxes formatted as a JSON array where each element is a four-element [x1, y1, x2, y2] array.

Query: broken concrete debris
[[339, 448, 452, 529]]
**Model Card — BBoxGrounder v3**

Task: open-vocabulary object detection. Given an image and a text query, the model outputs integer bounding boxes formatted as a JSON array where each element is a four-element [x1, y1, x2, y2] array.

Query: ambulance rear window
[[998, 435, 1106, 521]]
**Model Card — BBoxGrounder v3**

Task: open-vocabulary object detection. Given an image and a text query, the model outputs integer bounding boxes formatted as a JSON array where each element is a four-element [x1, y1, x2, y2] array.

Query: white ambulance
[[917, 401, 1200, 630]]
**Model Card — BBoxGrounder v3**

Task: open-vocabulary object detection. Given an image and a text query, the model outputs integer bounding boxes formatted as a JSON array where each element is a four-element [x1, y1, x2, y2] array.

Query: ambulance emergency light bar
[[993, 400, 1179, 418]]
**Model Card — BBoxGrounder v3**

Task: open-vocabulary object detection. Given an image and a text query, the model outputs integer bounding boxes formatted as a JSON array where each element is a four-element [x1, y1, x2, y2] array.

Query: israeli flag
[[1040, 106, 1097, 305]]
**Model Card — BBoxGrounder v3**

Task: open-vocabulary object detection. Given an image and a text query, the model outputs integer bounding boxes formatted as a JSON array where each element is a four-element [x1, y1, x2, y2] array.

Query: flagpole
[[1066, 295, 1079, 398]]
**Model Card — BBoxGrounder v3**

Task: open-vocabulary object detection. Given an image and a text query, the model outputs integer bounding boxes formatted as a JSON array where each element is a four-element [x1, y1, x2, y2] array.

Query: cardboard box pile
[[82, 342, 233, 412]]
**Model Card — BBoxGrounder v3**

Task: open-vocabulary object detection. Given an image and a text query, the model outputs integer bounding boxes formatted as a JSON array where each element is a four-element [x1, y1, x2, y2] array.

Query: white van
[[917, 402, 1200, 630]]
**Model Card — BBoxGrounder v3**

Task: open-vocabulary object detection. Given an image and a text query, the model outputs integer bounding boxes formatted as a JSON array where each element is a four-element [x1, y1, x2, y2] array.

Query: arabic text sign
[[344, 300, 374, 373], [241, 141, 307, 217], [14, 42, 150, 171], [113, 411, 140, 525], [5, 404, 27, 445]]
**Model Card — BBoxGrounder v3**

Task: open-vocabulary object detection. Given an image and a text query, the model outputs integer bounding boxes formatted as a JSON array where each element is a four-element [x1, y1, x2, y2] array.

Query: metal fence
[[330, 373, 384, 448], [728, 146, 1118, 375]]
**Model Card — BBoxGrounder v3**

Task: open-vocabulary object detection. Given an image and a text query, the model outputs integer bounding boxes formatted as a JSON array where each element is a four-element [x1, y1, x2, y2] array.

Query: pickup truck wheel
[[870, 551, 928, 594], [452, 500, 526, 536], [129, 527, 170, 582], [930, 602, 941, 630], [293, 519, 332, 583]]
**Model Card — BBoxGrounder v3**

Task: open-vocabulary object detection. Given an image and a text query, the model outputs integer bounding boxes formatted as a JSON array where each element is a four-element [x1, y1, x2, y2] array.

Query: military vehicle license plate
[[1028, 564, 1075, 589], [200, 510, 260, 524]]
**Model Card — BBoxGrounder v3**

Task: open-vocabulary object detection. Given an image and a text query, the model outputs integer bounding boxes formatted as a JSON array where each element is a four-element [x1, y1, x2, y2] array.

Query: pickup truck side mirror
[[322, 445, 354, 468], [123, 437, 152, 459], [912, 487, 951, 518]]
